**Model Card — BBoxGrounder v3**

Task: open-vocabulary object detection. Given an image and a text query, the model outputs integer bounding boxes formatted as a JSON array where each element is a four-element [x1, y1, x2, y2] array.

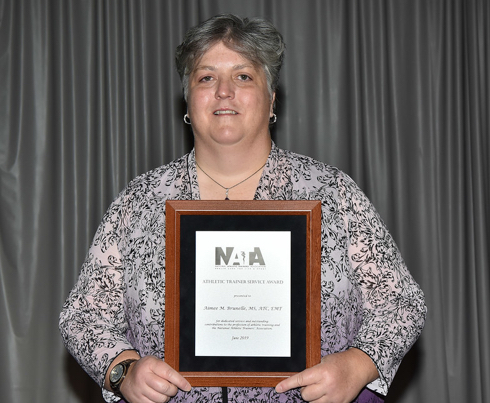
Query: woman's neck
[[195, 136, 271, 175], [195, 137, 271, 200]]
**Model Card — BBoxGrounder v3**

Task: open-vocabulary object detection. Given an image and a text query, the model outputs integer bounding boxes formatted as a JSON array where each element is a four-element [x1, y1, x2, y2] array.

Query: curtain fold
[[0, 0, 488, 402]]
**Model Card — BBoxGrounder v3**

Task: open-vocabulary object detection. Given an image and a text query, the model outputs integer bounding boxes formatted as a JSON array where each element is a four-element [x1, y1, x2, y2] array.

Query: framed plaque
[[165, 200, 321, 387]]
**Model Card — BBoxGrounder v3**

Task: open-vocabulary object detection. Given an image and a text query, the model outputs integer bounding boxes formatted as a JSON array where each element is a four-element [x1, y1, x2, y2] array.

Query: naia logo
[[215, 247, 265, 266]]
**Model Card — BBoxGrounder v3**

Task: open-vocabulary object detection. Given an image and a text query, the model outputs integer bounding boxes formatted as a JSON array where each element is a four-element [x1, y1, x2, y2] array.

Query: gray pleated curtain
[[0, 0, 488, 402]]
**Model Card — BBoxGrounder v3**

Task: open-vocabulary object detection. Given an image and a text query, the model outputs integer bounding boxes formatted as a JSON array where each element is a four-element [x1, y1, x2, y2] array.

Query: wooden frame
[[165, 200, 321, 387]]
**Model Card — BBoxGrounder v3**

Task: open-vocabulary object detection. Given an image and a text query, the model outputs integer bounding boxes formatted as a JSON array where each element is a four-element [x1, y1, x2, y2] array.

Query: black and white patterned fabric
[[60, 142, 426, 402]]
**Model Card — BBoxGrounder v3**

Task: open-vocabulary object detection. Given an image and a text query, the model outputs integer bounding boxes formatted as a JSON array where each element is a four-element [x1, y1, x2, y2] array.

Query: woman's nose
[[215, 78, 235, 99]]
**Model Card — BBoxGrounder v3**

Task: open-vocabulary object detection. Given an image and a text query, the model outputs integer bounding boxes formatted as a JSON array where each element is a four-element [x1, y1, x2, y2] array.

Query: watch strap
[[110, 358, 138, 397]]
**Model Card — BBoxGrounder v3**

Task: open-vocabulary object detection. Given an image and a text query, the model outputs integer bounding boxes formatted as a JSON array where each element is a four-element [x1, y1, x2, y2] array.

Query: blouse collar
[[186, 141, 283, 201]]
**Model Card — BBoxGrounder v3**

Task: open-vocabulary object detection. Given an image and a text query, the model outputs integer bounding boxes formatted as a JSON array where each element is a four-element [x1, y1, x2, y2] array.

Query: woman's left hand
[[275, 348, 379, 403]]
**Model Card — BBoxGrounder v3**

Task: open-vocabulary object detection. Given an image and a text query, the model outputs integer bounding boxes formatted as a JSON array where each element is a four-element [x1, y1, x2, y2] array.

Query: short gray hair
[[175, 14, 285, 102]]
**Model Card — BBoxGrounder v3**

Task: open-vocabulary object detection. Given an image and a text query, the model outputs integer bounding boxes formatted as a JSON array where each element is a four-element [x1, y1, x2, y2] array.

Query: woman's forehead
[[192, 41, 261, 72]]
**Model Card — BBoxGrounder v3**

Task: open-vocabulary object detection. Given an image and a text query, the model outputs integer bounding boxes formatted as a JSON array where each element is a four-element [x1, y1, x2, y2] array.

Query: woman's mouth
[[214, 110, 238, 115]]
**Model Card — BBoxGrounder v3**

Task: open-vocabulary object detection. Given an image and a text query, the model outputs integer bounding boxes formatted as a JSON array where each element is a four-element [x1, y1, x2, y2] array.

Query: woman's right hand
[[119, 356, 192, 403]]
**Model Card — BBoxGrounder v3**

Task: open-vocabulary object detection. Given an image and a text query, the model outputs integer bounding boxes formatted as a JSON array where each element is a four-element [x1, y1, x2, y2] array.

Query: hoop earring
[[270, 113, 277, 124], [183, 114, 191, 125]]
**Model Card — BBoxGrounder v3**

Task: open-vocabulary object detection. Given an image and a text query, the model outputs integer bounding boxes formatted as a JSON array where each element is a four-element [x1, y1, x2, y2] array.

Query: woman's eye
[[237, 74, 251, 81], [200, 76, 213, 82]]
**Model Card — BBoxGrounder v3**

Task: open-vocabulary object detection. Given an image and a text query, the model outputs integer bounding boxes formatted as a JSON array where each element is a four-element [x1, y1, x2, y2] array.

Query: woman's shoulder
[[277, 146, 344, 181], [119, 153, 191, 202], [274, 146, 363, 201]]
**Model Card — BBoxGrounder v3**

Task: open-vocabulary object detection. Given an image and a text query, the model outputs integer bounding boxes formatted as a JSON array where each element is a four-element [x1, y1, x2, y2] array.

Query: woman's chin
[[197, 132, 248, 148]]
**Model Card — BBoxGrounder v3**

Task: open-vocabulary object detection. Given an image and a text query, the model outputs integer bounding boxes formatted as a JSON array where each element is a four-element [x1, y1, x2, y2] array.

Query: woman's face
[[187, 41, 275, 149]]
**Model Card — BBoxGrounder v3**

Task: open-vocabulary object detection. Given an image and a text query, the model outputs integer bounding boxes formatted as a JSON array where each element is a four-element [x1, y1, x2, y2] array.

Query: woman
[[60, 14, 426, 403]]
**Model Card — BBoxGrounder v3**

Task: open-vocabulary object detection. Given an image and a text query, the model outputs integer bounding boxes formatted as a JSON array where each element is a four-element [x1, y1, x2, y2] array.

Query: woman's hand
[[275, 348, 378, 403], [118, 356, 191, 403]]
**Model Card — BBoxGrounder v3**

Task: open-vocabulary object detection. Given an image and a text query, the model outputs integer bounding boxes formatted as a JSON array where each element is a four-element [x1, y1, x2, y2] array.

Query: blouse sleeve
[[337, 171, 426, 394], [59, 190, 134, 391]]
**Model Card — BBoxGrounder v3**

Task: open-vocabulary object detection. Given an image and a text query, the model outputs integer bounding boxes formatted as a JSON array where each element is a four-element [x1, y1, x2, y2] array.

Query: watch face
[[110, 364, 124, 383]]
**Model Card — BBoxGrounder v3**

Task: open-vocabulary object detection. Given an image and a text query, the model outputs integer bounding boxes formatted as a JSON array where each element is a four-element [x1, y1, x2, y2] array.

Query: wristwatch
[[109, 359, 137, 397]]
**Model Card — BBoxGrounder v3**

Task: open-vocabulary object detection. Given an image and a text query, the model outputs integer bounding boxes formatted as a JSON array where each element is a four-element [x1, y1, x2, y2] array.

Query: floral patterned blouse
[[59, 142, 426, 402]]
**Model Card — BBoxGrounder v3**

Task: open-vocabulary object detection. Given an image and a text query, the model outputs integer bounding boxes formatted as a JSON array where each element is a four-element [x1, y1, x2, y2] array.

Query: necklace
[[196, 160, 267, 200]]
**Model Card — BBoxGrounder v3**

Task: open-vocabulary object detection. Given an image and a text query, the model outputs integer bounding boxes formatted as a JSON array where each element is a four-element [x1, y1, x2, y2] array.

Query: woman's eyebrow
[[232, 63, 254, 70], [194, 63, 254, 72]]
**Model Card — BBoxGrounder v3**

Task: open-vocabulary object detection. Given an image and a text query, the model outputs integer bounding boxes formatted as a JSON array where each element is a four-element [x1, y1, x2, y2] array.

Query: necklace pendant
[[195, 160, 267, 202]]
